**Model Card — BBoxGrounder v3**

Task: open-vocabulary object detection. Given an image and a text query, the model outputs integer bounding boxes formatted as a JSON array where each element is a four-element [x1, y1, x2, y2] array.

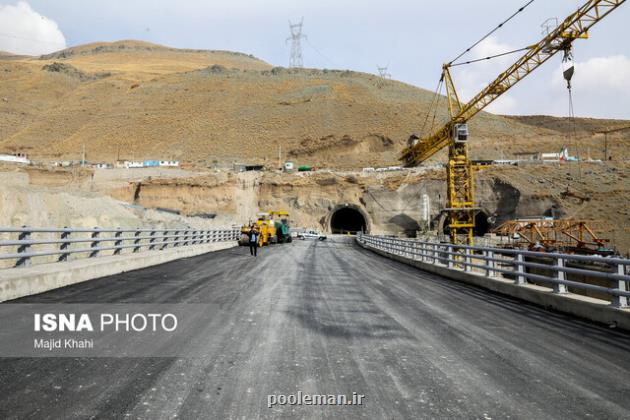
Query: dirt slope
[[0, 40, 627, 169]]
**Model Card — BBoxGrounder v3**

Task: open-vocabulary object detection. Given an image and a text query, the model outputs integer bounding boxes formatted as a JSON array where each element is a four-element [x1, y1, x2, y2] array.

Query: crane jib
[[401, 0, 626, 166], [399, 0, 626, 245]]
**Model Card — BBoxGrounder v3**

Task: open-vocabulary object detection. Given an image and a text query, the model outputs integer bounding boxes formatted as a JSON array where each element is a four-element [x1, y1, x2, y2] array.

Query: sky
[[0, 0, 628, 119]]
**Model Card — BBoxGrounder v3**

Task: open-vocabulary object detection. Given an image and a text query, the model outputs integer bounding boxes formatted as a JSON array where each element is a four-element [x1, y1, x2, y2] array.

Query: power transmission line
[[305, 38, 335, 67], [287, 18, 306, 68]]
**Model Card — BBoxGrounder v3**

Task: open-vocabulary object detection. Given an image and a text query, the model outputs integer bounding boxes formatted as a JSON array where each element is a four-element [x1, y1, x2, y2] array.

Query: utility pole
[[595, 125, 630, 161], [278, 144, 282, 170], [287, 18, 306, 68]]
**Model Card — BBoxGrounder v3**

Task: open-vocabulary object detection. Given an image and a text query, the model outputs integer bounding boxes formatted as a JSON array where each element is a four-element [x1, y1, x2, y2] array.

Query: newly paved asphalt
[[1, 237, 629, 419]]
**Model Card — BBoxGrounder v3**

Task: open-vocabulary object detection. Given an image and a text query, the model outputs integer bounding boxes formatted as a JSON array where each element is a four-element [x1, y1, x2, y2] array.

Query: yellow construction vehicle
[[239, 211, 293, 246], [400, 0, 625, 246], [239, 213, 276, 247]]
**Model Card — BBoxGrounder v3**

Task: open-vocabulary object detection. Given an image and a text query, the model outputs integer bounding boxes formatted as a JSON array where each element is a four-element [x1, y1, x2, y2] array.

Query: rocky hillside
[[3, 40, 626, 169]]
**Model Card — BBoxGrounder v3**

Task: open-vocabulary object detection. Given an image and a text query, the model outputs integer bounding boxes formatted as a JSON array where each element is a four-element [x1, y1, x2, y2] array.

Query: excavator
[[400, 0, 625, 246]]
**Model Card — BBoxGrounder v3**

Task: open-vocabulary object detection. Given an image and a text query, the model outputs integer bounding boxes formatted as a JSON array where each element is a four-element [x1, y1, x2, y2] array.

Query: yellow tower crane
[[400, 0, 626, 245]]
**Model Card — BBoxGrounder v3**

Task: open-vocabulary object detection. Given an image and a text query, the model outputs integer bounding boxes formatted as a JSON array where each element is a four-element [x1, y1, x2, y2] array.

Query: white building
[[159, 160, 180, 167], [124, 161, 144, 168], [0, 153, 30, 164]]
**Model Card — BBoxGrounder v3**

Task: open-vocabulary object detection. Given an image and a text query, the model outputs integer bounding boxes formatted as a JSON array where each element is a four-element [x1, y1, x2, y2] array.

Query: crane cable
[[430, 82, 444, 135], [419, 78, 444, 138], [449, 46, 531, 67], [419, 0, 535, 141], [448, 0, 536, 66], [562, 48, 583, 189], [567, 86, 583, 183]]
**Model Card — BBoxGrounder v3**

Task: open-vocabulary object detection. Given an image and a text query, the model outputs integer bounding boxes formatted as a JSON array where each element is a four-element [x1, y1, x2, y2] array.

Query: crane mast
[[400, 0, 626, 245]]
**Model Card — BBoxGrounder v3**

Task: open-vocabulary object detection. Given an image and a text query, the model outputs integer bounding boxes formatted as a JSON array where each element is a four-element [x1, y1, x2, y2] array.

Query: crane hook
[[562, 47, 575, 90]]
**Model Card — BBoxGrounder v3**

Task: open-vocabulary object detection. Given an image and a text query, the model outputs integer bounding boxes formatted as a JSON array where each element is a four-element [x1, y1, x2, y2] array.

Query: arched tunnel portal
[[328, 204, 370, 234], [437, 210, 492, 237]]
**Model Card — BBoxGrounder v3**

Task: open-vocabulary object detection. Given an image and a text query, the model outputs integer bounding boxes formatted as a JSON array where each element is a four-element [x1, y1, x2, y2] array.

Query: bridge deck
[[1, 238, 629, 419]]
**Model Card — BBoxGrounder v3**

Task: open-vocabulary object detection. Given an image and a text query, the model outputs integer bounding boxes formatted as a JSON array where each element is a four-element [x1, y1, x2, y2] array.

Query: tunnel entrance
[[474, 211, 490, 237], [330, 207, 367, 234], [438, 211, 491, 237]]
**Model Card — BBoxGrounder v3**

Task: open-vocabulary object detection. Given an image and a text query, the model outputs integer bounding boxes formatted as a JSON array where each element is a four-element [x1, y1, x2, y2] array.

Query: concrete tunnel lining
[[328, 204, 370, 234]]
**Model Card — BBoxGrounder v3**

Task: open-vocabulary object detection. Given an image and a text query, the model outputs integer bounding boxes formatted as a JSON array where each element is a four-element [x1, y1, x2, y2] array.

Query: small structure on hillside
[[159, 160, 179, 167], [234, 163, 265, 172], [124, 161, 144, 168], [0, 152, 30, 165]]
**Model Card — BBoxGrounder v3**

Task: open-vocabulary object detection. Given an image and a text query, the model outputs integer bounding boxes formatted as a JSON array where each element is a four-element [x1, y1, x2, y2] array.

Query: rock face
[[106, 161, 629, 253], [2, 161, 627, 253], [110, 166, 585, 238]]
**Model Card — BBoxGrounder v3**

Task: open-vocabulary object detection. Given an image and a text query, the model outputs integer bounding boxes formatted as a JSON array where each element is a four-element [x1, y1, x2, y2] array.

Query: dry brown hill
[[0, 40, 627, 169]]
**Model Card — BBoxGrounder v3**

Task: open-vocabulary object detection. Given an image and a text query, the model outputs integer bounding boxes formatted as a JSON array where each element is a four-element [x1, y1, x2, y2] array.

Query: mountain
[[0, 40, 626, 168]]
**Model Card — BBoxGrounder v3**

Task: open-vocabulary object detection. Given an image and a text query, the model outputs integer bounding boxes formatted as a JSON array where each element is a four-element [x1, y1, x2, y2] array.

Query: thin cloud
[[552, 54, 630, 93], [451, 36, 519, 114]]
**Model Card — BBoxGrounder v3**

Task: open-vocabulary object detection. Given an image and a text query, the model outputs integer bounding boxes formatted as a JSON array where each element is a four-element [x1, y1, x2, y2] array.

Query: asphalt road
[[1, 237, 629, 419]]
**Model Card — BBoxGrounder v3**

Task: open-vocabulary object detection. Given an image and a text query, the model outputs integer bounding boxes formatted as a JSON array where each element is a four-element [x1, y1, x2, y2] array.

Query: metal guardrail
[[0, 227, 241, 269], [357, 234, 630, 308]]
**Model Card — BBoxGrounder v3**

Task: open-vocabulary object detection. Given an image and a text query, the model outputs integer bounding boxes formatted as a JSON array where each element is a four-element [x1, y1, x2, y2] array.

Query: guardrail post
[[447, 246, 454, 268], [58, 227, 71, 262], [514, 253, 526, 285], [161, 230, 169, 250], [113, 228, 123, 255], [133, 229, 141, 253], [149, 230, 156, 250], [89, 227, 100, 258], [611, 263, 629, 308], [484, 250, 495, 277], [15, 226, 31, 267], [464, 248, 472, 272], [432, 243, 437, 264], [554, 257, 569, 294], [173, 230, 180, 247]]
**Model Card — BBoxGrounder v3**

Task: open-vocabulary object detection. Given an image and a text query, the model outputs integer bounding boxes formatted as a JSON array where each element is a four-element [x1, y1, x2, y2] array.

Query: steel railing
[[357, 234, 630, 308], [0, 226, 241, 269]]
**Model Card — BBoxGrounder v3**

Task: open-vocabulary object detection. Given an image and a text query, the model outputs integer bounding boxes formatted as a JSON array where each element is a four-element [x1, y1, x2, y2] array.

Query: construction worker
[[248, 226, 259, 257]]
